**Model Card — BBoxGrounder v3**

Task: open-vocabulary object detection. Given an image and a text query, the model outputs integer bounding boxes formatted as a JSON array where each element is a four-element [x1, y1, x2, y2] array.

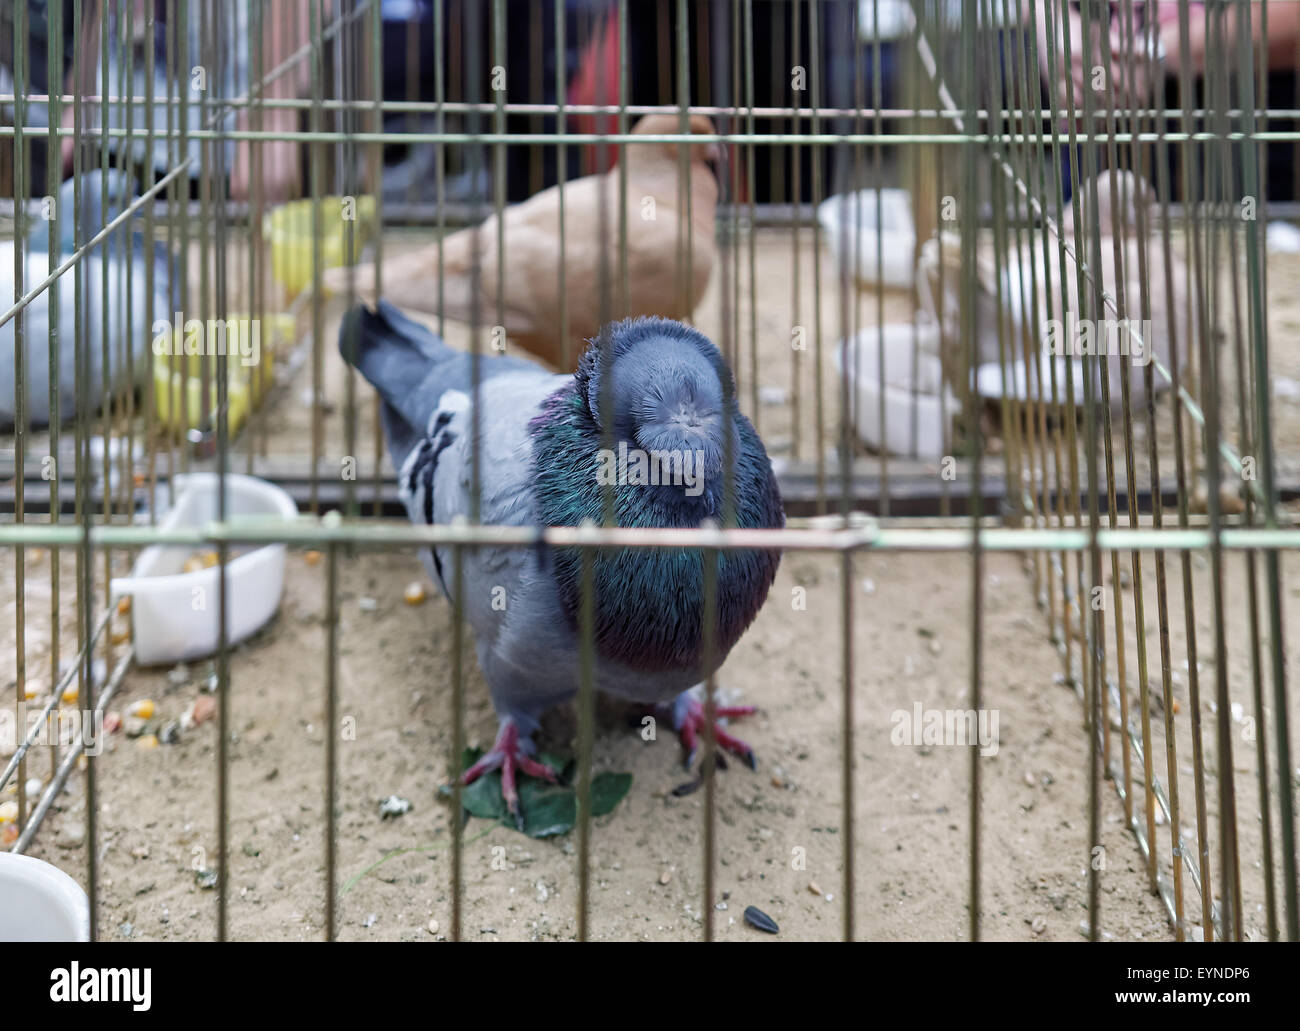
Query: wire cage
[[0, 0, 1297, 942]]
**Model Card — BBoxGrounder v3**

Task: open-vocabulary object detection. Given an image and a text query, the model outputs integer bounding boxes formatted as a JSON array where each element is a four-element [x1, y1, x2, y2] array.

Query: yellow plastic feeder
[[264, 195, 377, 298]]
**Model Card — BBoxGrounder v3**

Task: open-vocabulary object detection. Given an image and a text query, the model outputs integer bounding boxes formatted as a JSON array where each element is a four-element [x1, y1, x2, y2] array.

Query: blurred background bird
[[328, 114, 721, 372], [340, 301, 782, 818], [1, 170, 175, 429]]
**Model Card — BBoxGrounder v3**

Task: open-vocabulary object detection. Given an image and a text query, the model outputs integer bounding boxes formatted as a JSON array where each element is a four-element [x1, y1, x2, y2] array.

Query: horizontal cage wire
[[0, 0, 1295, 944]]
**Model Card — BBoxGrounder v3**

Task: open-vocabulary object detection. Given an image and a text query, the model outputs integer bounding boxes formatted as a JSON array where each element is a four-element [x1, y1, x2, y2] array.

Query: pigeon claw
[[459, 720, 559, 820], [675, 698, 758, 771]]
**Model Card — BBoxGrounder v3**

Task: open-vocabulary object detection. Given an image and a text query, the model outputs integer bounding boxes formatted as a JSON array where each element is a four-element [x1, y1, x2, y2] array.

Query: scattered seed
[[127, 699, 155, 720], [110, 627, 131, 645], [427, 918, 439, 935], [136, 734, 159, 750], [116, 596, 131, 616], [0, 801, 18, 824], [61, 685, 78, 705], [743, 905, 779, 934], [1031, 916, 1047, 935], [659, 870, 671, 885], [403, 582, 427, 605], [807, 881, 822, 896], [304, 550, 323, 566], [190, 695, 217, 726]]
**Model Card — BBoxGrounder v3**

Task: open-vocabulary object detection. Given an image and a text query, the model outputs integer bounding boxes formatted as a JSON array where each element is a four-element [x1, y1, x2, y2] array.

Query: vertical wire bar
[[309, 0, 324, 516], [958, 0, 981, 943], [1148, 6, 1187, 936], [554, 0, 567, 369], [833, 0, 855, 940], [325, 539, 339, 938], [1173, 0, 1214, 939], [203, 0, 229, 943], [73, 0, 98, 942], [618, 0, 629, 319], [808, 1, 824, 506], [1235, 0, 1299, 943], [1077, 0, 1108, 943], [369, 0, 385, 515], [449, 541, 464, 941], [743, 0, 758, 429], [1095, 0, 1133, 837], [1203, 0, 1242, 941], [45, 0, 65, 811], [1233, 0, 1279, 943], [789, 0, 801, 461], [493, 0, 505, 335], [1120, 0, 1160, 898], [11, 0, 28, 836]]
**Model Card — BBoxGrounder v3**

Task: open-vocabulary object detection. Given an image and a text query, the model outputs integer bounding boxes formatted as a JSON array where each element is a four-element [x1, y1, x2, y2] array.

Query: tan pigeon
[[326, 114, 721, 370]]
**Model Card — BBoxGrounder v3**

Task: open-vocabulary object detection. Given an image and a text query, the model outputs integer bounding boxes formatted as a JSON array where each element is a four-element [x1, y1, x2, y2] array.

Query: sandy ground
[[4, 228, 1300, 941]]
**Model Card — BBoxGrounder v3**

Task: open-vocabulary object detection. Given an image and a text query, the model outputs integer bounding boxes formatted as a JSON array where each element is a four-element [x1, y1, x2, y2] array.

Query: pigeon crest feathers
[[530, 317, 783, 672]]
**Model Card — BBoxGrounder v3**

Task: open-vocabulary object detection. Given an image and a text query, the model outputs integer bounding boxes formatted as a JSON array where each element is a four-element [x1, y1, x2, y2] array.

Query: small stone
[[166, 664, 191, 688], [158, 720, 182, 745], [659, 870, 671, 885], [131, 845, 150, 859], [427, 918, 440, 935], [124, 716, 148, 738], [535, 881, 550, 903], [1024, 771, 1037, 787], [358, 597, 379, 613], [1031, 916, 1047, 935], [103, 711, 123, 735], [363, 913, 377, 929], [379, 795, 412, 819], [196, 868, 218, 889], [24, 778, 42, 799], [56, 823, 85, 849]]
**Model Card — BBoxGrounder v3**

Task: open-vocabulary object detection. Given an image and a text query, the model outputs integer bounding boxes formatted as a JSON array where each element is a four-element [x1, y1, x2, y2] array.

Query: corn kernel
[[116, 596, 132, 616], [22, 683, 39, 701], [0, 801, 16, 823], [304, 550, 323, 566], [61, 685, 78, 705], [1, 824, 17, 846], [110, 627, 132, 645], [126, 699, 155, 720], [136, 734, 159, 750], [200, 550, 220, 569], [182, 556, 205, 574], [403, 581, 427, 606]]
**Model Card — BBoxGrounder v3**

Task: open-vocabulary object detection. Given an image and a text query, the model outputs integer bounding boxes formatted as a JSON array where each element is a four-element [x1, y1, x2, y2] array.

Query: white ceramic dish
[[833, 319, 954, 460], [817, 188, 916, 289], [110, 473, 297, 665], [0, 853, 90, 942]]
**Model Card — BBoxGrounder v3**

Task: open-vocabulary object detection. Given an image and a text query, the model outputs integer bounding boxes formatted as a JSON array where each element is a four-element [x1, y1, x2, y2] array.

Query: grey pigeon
[[341, 300, 783, 816]]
